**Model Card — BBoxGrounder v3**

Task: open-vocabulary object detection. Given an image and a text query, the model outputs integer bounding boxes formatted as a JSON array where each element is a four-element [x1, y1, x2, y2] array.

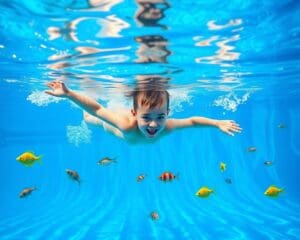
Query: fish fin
[[26, 162, 34, 167], [37, 156, 42, 164]]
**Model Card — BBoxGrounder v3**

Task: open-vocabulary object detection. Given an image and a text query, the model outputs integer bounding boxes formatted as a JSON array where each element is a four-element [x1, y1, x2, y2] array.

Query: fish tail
[[176, 172, 179, 180]]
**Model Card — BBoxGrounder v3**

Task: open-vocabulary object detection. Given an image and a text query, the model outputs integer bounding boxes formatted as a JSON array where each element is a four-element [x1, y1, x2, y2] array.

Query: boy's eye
[[157, 116, 165, 120]]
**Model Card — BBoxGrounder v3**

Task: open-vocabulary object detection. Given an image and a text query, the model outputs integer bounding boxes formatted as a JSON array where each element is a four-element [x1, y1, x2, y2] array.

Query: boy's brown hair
[[130, 76, 170, 110]]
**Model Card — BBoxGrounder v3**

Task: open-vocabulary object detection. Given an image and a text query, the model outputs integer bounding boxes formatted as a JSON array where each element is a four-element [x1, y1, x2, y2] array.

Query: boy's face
[[133, 102, 169, 139]]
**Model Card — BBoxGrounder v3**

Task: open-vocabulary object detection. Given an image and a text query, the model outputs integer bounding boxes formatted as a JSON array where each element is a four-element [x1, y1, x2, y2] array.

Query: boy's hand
[[216, 120, 242, 136], [45, 80, 70, 97]]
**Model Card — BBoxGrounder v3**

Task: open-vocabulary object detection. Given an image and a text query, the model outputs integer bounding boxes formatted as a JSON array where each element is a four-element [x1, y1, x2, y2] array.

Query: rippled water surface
[[0, 0, 300, 239]]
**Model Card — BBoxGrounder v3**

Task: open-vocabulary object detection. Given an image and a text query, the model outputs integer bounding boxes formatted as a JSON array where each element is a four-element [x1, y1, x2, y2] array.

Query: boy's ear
[[131, 109, 137, 116]]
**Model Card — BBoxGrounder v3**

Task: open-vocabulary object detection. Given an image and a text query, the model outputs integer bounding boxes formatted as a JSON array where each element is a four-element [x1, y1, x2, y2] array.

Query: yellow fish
[[16, 151, 42, 167], [220, 162, 226, 172], [195, 186, 214, 198], [264, 185, 283, 197]]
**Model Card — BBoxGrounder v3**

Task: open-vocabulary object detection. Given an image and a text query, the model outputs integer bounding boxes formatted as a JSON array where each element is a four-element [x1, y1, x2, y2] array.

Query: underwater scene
[[0, 0, 300, 239]]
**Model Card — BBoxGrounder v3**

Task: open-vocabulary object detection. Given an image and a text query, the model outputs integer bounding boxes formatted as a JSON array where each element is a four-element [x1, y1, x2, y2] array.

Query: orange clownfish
[[158, 171, 178, 182]]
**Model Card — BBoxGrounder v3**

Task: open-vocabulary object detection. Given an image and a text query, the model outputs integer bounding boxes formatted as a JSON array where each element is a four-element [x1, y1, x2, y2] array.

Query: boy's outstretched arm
[[166, 117, 242, 136], [45, 80, 130, 130]]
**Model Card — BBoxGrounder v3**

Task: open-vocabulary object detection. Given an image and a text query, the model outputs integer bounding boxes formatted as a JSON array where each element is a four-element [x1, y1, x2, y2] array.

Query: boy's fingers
[[232, 127, 242, 133], [228, 131, 234, 136], [47, 82, 55, 88], [44, 90, 54, 96], [233, 126, 242, 131], [224, 129, 234, 136]]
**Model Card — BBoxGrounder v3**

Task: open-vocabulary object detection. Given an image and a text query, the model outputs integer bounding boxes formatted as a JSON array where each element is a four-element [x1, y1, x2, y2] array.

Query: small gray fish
[[150, 211, 159, 221], [19, 187, 37, 198], [264, 161, 273, 166], [247, 147, 256, 152], [66, 169, 80, 184], [97, 157, 117, 166], [278, 123, 285, 129], [225, 178, 232, 184]]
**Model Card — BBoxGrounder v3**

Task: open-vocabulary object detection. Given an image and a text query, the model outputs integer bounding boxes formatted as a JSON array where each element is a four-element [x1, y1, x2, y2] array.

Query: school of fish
[[15, 123, 286, 220]]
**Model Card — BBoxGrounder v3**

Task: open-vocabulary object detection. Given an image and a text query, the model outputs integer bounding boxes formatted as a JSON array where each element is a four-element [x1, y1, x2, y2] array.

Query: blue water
[[1, 0, 300, 239]]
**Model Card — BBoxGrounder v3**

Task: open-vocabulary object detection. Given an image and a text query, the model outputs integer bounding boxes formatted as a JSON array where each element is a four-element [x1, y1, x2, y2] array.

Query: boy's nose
[[149, 120, 158, 127]]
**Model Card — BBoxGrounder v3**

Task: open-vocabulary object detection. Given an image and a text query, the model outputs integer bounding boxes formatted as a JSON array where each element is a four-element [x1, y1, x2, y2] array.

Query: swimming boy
[[45, 80, 241, 143]]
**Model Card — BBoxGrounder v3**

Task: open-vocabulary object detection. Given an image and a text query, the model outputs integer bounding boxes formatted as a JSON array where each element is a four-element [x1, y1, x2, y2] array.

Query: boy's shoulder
[[122, 115, 138, 131]]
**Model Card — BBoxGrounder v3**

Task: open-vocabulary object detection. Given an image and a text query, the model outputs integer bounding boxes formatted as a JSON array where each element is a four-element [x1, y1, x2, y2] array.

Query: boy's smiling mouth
[[146, 128, 158, 136]]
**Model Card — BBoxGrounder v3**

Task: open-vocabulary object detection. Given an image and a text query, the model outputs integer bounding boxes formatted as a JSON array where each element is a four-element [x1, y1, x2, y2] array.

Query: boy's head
[[130, 78, 170, 139], [132, 89, 169, 111]]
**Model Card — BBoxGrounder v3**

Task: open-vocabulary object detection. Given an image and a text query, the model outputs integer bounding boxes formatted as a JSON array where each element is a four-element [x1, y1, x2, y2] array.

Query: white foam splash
[[169, 88, 193, 114], [5, 79, 19, 83], [213, 92, 250, 112], [27, 91, 63, 107], [66, 121, 92, 147], [106, 93, 131, 112]]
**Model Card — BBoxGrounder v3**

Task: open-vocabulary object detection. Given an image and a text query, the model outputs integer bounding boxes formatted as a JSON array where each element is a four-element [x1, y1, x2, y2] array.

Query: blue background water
[[0, 0, 300, 239]]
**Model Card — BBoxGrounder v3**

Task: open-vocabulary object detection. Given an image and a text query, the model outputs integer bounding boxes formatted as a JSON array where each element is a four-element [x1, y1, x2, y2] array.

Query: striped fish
[[158, 171, 178, 182]]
